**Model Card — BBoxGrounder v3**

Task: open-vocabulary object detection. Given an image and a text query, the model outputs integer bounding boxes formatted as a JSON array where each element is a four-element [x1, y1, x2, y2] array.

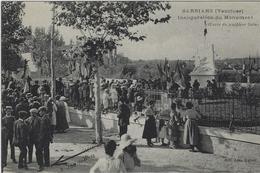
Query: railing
[[146, 89, 260, 135]]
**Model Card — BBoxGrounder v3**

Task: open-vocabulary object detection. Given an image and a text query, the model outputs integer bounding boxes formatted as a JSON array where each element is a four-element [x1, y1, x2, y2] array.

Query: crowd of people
[[2, 76, 204, 172], [1, 77, 71, 171]]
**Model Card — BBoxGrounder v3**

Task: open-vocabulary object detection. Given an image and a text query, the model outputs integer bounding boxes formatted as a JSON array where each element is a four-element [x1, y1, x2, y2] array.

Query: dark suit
[[117, 102, 130, 137], [2, 115, 16, 162], [13, 119, 29, 168], [25, 116, 42, 166], [39, 114, 52, 166], [2, 126, 7, 167]]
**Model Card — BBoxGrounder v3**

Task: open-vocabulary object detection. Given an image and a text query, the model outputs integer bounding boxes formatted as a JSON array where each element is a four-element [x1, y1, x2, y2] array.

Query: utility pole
[[50, 5, 56, 98]]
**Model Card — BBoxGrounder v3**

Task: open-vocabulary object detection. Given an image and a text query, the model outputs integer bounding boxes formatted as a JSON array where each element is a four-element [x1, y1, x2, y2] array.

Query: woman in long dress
[[183, 101, 201, 152], [142, 100, 157, 147], [55, 96, 69, 133]]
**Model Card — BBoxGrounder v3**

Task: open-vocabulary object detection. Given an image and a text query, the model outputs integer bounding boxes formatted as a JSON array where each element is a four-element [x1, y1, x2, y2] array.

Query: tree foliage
[[51, 1, 171, 66], [30, 27, 66, 76], [1, 1, 31, 72]]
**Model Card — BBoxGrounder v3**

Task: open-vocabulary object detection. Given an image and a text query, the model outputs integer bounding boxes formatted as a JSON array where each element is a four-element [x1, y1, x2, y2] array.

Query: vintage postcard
[[1, 1, 260, 172]]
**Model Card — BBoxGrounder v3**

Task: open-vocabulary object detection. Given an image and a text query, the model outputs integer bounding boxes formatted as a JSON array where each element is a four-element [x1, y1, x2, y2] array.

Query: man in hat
[[15, 97, 30, 120], [2, 106, 17, 163], [13, 111, 29, 169], [42, 80, 51, 96], [38, 106, 52, 168], [117, 97, 131, 137], [56, 77, 65, 96], [25, 108, 42, 170], [31, 81, 40, 97]]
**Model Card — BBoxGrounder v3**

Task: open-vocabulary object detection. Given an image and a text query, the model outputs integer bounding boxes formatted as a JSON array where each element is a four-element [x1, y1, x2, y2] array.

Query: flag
[[163, 58, 170, 78], [157, 63, 165, 77], [173, 60, 185, 88]]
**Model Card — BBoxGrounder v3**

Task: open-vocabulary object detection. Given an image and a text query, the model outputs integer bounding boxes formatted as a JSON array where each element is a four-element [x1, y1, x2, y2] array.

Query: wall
[[69, 108, 260, 160]]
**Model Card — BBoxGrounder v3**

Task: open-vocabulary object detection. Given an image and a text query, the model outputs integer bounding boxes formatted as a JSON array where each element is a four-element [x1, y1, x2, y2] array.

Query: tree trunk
[[94, 62, 102, 144]]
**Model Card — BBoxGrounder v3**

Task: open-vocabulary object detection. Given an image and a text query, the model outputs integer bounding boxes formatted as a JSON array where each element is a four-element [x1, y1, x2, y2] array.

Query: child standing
[[168, 102, 181, 149]]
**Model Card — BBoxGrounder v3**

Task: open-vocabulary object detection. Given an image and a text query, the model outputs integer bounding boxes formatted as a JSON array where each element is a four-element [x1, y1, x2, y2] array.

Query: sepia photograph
[[1, 0, 260, 172]]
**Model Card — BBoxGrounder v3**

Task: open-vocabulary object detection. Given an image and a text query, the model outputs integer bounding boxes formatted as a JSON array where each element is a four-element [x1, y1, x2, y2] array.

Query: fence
[[144, 89, 260, 135]]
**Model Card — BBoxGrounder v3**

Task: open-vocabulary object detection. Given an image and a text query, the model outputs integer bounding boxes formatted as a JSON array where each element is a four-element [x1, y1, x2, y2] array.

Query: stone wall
[[69, 108, 260, 161]]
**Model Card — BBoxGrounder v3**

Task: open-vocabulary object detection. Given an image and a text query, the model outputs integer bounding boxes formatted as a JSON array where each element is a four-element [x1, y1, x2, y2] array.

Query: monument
[[190, 21, 217, 88]]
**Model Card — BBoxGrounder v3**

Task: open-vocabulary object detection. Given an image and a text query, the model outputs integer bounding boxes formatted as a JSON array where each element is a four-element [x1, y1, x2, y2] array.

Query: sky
[[22, 1, 260, 61]]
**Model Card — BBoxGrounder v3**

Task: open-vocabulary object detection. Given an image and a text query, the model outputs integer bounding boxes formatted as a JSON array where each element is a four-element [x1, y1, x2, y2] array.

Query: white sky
[[22, 1, 260, 60]]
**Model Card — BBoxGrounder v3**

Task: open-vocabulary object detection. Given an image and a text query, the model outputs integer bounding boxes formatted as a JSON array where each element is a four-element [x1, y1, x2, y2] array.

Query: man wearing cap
[[25, 108, 42, 169], [13, 111, 29, 169], [38, 106, 52, 169], [2, 106, 17, 164]]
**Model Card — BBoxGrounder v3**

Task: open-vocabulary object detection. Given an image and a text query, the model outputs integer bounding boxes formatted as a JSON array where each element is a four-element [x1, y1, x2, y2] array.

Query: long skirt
[[56, 103, 69, 131], [169, 123, 180, 142], [142, 116, 157, 139], [183, 119, 199, 146]]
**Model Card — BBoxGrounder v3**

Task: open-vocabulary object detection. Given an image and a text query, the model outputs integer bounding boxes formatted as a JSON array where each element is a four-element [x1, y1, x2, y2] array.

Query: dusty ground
[[3, 124, 260, 173]]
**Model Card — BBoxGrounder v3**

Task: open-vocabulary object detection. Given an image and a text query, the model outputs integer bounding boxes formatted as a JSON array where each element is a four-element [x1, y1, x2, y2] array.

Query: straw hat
[[137, 96, 143, 101], [30, 108, 38, 114], [60, 96, 67, 101], [119, 134, 137, 149], [5, 106, 13, 110]]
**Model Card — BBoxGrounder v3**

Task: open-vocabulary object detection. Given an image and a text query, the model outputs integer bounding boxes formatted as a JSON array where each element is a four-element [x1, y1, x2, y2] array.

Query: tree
[[31, 27, 66, 76], [52, 1, 171, 143], [1, 2, 31, 74]]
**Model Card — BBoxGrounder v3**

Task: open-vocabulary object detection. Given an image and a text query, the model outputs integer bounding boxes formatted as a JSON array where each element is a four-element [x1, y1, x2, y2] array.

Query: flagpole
[[50, 5, 56, 98]]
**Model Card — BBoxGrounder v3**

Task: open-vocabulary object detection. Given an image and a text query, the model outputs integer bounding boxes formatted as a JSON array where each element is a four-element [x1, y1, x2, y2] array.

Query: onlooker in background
[[117, 134, 140, 172], [117, 97, 131, 137], [56, 77, 65, 96], [15, 97, 30, 119], [103, 89, 110, 114], [192, 79, 200, 92], [46, 97, 57, 139], [13, 111, 29, 170], [73, 80, 80, 108], [82, 80, 90, 110], [110, 84, 118, 111], [133, 96, 144, 123], [42, 80, 51, 96], [142, 100, 157, 147], [183, 102, 201, 152], [90, 140, 126, 173], [31, 80, 40, 97], [60, 96, 71, 123], [55, 96, 69, 133], [2, 106, 17, 164]]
